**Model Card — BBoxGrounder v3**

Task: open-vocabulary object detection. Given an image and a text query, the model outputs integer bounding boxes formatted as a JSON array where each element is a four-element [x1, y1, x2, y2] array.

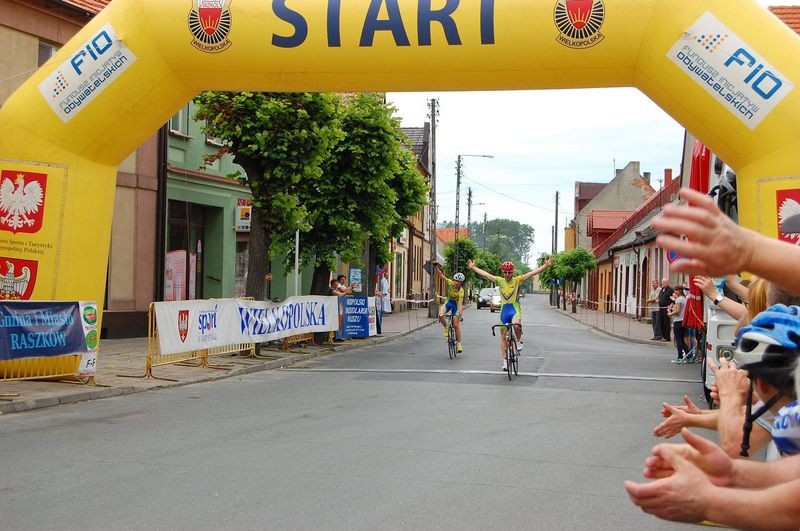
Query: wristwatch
[[713, 293, 724, 306]]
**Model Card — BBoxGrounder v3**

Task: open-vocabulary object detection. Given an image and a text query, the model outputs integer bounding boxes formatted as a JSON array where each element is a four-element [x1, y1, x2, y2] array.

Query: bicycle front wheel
[[506, 342, 514, 380], [511, 342, 519, 375], [448, 330, 455, 359]]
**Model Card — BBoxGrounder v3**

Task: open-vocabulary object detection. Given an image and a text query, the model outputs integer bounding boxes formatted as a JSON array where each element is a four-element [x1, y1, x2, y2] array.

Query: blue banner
[[0, 301, 88, 360], [340, 296, 370, 338]]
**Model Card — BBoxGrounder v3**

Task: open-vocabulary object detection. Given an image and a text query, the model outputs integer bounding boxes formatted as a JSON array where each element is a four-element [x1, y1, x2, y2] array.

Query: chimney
[[643, 171, 651, 183], [664, 168, 673, 182]]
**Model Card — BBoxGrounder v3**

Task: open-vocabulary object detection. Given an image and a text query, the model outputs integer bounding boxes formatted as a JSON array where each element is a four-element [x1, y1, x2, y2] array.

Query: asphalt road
[[2, 295, 704, 530]]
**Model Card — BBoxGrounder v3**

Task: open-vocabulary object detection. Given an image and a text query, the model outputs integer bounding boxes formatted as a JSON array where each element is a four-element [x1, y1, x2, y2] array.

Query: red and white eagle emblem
[[0, 258, 36, 300], [0, 171, 46, 234]]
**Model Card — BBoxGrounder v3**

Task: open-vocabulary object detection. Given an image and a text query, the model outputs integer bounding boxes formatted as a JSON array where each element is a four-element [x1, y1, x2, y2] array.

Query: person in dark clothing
[[657, 277, 674, 341]]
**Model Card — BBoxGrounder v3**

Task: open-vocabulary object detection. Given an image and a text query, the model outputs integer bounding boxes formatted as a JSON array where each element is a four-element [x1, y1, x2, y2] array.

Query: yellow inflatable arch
[[0, 0, 798, 315]]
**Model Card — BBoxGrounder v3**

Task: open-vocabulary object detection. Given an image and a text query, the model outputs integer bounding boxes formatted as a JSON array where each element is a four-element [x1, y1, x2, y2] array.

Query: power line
[[461, 175, 575, 217]]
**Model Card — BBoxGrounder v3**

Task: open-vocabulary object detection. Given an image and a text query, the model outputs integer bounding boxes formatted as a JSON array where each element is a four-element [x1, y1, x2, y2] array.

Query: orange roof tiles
[[770, 6, 800, 35], [436, 228, 470, 244], [587, 210, 634, 232], [58, 0, 110, 15]]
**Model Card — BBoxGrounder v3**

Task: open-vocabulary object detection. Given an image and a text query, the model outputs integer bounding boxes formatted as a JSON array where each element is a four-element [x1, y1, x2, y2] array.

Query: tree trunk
[[311, 264, 332, 296], [367, 243, 378, 297], [246, 207, 271, 301]]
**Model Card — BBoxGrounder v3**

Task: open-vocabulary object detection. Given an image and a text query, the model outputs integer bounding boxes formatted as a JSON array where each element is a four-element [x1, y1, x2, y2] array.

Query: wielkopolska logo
[[0, 170, 46, 234], [554, 0, 605, 49], [0, 257, 37, 300], [189, 0, 232, 53]]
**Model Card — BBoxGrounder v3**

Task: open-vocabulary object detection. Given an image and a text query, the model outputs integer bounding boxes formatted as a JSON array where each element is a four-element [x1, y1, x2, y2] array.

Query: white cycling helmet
[[453, 272, 465, 282]]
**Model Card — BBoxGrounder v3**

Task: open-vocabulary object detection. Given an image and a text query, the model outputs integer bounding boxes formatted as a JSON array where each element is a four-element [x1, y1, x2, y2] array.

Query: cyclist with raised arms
[[434, 262, 465, 353], [469, 257, 553, 370]]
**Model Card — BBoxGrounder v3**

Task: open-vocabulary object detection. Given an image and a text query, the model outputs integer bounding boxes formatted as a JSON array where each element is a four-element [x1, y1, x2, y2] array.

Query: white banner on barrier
[[154, 297, 338, 355], [234, 296, 337, 343]]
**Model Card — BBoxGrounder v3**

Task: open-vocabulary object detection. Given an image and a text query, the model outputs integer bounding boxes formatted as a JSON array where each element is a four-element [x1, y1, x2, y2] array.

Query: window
[[205, 132, 225, 146], [165, 200, 205, 301], [38, 42, 59, 67], [169, 104, 190, 136]]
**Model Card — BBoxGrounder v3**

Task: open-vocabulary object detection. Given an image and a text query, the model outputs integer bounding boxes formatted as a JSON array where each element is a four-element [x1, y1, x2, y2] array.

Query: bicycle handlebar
[[491, 324, 513, 336]]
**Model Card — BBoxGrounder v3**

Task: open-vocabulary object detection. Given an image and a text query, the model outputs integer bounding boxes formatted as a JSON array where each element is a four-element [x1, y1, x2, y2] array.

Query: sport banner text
[[154, 296, 338, 355], [0, 301, 93, 360]]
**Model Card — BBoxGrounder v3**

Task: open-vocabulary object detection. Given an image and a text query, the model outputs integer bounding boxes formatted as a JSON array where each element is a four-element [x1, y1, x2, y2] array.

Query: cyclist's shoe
[[457, 344, 463, 353], [444, 328, 449, 337], [518, 340, 524, 351], [501, 360, 508, 371]]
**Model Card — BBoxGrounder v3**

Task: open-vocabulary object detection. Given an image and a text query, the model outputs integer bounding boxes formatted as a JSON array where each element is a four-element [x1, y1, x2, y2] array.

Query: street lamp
[[455, 154, 493, 270]]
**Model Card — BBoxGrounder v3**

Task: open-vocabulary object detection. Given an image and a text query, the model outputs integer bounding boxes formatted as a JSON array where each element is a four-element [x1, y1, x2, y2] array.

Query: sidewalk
[[551, 302, 674, 348], [0, 307, 438, 415]]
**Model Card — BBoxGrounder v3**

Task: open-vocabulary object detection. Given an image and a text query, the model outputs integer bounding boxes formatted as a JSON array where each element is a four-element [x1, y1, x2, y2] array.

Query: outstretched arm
[[521, 257, 554, 282], [467, 259, 496, 283], [694, 276, 746, 321], [432, 262, 447, 282]]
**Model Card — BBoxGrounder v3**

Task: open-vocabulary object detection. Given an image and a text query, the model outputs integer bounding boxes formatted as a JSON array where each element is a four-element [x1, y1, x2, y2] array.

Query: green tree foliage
[[541, 248, 597, 297], [195, 91, 428, 297], [555, 248, 598, 289], [443, 238, 478, 285], [537, 253, 557, 287], [297, 93, 428, 293], [475, 218, 535, 265], [473, 249, 501, 288], [194, 91, 341, 300]]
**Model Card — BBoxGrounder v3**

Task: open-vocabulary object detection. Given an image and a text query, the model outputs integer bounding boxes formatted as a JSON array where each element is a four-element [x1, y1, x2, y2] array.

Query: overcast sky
[[386, 0, 796, 264]]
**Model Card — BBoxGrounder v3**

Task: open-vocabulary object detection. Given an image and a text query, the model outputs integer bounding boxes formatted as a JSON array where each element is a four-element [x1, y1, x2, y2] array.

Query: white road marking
[[282, 367, 698, 383]]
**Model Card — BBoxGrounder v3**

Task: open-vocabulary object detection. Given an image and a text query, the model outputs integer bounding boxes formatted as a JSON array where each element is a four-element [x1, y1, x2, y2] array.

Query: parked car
[[477, 287, 495, 309], [490, 289, 502, 312]]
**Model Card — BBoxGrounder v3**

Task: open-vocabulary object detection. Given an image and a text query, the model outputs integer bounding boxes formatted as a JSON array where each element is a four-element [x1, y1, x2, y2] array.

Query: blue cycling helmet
[[734, 304, 800, 457], [735, 304, 800, 386]]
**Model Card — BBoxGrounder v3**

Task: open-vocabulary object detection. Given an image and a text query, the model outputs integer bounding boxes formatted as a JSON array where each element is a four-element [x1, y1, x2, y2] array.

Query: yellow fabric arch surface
[[0, 0, 797, 316]]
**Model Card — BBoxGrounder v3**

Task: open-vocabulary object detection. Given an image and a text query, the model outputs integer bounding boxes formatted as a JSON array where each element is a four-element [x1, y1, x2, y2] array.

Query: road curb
[[552, 307, 671, 348], [0, 318, 439, 415]]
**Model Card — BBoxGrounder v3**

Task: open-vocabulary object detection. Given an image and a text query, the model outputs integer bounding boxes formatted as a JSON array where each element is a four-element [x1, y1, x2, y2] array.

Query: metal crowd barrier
[[119, 299, 256, 382], [0, 354, 83, 383]]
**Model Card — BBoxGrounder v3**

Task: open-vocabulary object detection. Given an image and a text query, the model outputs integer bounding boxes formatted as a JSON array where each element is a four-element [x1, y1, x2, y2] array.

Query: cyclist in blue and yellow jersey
[[434, 262, 465, 353], [469, 257, 553, 370]]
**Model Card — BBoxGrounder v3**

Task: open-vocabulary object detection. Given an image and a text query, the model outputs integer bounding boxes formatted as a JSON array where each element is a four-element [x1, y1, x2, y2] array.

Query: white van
[[701, 306, 738, 406]]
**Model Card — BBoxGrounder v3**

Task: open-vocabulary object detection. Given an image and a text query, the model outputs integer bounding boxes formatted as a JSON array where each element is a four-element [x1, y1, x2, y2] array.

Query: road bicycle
[[492, 322, 518, 379], [444, 314, 458, 359]]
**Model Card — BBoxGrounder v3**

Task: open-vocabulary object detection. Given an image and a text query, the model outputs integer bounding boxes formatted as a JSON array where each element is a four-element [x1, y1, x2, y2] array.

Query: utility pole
[[454, 156, 463, 271], [454, 154, 493, 272], [428, 99, 438, 319], [550, 225, 556, 305], [482, 212, 487, 250], [466, 187, 473, 232], [554, 191, 559, 254]]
